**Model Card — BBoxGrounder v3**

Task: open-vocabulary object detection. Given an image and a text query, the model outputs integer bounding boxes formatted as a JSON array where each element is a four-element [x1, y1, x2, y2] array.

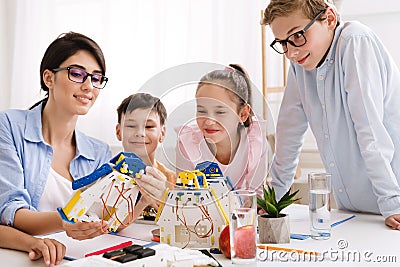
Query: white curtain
[[0, 0, 284, 149], [2, 0, 399, 155]]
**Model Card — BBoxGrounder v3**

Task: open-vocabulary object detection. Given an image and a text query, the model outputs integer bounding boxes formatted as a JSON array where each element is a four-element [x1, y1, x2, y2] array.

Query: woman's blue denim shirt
[[0, 103, 111, 225]]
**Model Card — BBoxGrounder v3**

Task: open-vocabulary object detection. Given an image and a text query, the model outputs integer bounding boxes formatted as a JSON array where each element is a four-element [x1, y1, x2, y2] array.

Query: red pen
[[85, 241, 133, 257]]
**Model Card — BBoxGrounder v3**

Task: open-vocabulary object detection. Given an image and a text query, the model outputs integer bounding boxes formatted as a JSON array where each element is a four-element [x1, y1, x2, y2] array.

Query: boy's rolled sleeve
[[379, 196, 400, 219]]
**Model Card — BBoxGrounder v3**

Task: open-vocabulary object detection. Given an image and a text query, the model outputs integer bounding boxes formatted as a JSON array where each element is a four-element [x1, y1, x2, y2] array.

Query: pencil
[[258, 245, 318, 255], [85, 241, 133, 257]]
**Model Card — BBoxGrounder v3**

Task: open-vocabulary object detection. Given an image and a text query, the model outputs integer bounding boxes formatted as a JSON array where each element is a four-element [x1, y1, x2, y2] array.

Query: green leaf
[[263, 186, 269, 202], [280, 188, 300, 202], [286, 189, 300, 201], [257, 197, 269, 212], [257, 186, 301, 217], [266, 202, 279, 217], [269, 186, 277, 206], [280, 189, 292, 201]]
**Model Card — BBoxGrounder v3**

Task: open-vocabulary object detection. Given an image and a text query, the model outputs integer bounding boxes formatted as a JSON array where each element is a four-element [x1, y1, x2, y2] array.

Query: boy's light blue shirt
[[0, 103, 111, 225], [270, 21, 400, 218]]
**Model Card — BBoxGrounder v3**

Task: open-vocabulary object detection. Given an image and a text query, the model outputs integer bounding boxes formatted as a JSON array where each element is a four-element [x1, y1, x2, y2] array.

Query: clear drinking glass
[[229, 189, 257, 264], [308, 173, 332, 240]]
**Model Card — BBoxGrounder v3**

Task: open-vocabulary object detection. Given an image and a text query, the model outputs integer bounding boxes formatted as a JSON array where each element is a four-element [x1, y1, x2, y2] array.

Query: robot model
[[156, 161, 233, 248], [57, 152, 145, 232]]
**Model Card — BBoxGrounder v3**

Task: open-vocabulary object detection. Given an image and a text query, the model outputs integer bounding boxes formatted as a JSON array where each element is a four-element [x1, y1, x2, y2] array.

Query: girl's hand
[[136, 166, 167, 205], [257, 207, 267, 215], [28, 237, 66, 266], [62, 220, 109, 240]]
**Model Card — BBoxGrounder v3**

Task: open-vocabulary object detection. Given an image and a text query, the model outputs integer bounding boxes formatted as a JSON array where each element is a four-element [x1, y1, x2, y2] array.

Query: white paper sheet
[[41, 231, 150, 259]]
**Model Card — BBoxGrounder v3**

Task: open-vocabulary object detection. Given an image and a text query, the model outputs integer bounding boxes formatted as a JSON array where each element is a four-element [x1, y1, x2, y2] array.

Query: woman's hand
[[28, 237, 66, 266], [62, 220, 109, 240]]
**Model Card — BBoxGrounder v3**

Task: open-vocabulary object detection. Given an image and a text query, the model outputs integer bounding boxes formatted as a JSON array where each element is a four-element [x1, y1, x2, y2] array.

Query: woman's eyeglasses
[[52, 66, 108, 89], [270, 10, 325, 54]]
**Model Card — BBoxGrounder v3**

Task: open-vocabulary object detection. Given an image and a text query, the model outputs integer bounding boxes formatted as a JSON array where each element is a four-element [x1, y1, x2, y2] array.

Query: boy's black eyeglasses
[[270, 10, 325, 54], [52, 66, 108, 89]]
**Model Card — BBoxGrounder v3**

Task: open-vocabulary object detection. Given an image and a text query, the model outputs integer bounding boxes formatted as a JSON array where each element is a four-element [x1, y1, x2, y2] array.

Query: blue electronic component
[[72, 163, 113, 190], [195, 161, 223, 178], [111, 152, 146, 176], [195, 172, 205, 187], [57, 207, 75, 224]]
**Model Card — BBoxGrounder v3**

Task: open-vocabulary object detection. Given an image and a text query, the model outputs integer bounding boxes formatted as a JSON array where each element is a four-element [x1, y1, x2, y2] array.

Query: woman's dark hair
[[197, 63, 254, 127], [30, 32, 106, 109]]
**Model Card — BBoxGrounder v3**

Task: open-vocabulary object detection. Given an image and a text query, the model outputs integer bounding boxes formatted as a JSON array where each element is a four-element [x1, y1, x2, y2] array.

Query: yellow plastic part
[[178, 171, 203, 189], [154, 188, 169, 222], [116, 154, 125, 164], [210, 187, 229, 225], [78, 208, 85, 217], [62, 190, 82, 215], [120, 163, 129, 174], [104, 207, 116, 221]]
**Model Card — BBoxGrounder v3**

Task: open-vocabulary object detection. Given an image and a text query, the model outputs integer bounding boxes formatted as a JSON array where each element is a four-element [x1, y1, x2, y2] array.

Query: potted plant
[[257, 185, 300, 243]]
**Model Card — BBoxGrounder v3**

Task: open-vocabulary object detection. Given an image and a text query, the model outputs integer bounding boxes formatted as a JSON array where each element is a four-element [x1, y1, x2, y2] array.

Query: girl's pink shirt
[[175, 118, 269, 195]]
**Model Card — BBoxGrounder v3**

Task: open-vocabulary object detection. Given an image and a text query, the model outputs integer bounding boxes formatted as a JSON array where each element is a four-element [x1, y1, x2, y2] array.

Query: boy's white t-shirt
[[38, 168, 73, 212]]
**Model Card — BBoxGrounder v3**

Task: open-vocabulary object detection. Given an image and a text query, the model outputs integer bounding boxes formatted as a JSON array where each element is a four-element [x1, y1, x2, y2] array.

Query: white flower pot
[[258, 213, 290, 244]]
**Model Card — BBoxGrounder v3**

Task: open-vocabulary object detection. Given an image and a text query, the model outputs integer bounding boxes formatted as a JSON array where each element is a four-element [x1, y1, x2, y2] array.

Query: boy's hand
[[28, 237, 66, 266], [136, 166, 167, 204], [62, 220, 109, 240], [385, 214, 400, 230]]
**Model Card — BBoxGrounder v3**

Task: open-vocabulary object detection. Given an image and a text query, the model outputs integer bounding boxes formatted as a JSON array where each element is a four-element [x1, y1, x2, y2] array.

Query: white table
[[1, 205, 399, 266]]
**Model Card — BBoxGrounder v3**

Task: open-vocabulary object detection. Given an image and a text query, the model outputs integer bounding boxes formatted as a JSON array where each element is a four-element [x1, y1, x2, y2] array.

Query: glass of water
[[308, 173, 331, 240], [229, 189, 257, 264]]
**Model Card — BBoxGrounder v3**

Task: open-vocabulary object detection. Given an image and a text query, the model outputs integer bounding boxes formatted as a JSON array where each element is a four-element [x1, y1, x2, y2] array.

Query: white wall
[[0, 0, 16, 110], [1, 0, 399, 165], [0, 0, 269, 151]]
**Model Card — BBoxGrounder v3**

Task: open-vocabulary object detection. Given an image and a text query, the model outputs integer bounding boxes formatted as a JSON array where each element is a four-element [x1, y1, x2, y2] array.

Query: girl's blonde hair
[[262, 0, 339, 25]]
